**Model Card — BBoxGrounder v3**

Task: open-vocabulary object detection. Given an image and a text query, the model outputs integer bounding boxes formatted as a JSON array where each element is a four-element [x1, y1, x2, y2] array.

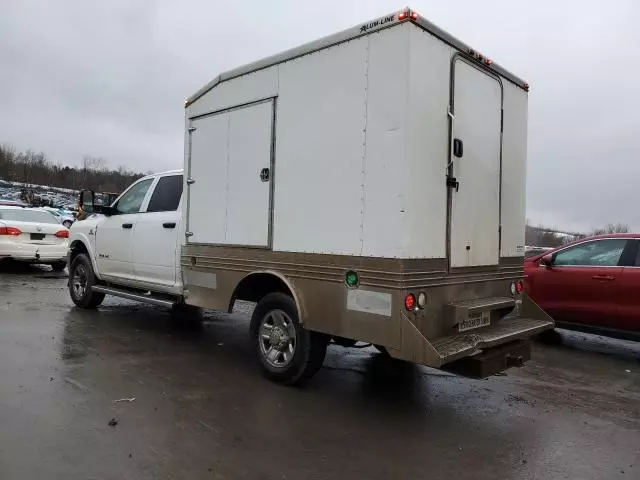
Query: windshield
[[0, 208, 60, 224]]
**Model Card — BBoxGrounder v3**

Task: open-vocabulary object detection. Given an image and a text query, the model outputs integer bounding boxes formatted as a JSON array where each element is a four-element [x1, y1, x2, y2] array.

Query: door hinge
[[186, 178, 195, 185], [185, 231, 194, 237], [446, 176, 459, 192], [188, 127, 196, 133]]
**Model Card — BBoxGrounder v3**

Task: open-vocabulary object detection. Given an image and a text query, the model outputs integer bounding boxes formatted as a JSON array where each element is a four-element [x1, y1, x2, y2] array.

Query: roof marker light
[[410, 11, 419, 20], [485, 58, 493, 66], [523, 82, 530, 91], [398, 11, 408, 21]]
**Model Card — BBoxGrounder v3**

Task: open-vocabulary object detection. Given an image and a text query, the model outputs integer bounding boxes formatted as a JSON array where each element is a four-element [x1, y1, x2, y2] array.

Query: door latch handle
[[446, 176, 460, 192], [122, 223, 133, 229], [453, 138, 463, 158], [163, 222, 176, 229], [592, 274, 615, 281]]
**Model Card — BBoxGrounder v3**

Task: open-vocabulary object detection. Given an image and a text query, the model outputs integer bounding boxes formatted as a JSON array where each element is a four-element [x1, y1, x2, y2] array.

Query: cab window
[[146, 175, 183, 212], [114, 178, 154, 214]]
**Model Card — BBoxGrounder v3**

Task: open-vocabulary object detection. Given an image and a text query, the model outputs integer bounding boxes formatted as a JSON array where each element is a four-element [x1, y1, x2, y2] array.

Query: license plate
[[459, 311, 490, 332], [30, 233, 45, 240]]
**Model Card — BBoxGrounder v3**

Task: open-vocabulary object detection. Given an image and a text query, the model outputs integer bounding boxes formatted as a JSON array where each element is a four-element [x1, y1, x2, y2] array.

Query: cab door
[[131, 174, 183, 289], [95, 177, 154, 281]]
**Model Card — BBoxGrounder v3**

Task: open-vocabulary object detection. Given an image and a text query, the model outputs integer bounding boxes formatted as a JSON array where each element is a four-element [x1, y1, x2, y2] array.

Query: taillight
[[404, 294, 416, 311], [55, 230, 69, 239], [0, 226, 21, 236]]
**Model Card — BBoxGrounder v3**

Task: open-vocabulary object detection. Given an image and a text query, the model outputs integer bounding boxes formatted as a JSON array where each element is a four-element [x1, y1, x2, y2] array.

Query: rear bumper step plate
[[432, 316, 553, 364]]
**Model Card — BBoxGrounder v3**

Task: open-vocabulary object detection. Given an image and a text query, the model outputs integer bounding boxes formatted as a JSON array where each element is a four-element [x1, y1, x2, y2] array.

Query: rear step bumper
[[432, 315, 552, 364]]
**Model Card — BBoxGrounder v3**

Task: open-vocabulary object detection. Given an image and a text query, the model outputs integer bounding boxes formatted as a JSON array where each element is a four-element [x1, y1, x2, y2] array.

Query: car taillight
[[55, 230, 69, 239], [0, 226, 21, 236]]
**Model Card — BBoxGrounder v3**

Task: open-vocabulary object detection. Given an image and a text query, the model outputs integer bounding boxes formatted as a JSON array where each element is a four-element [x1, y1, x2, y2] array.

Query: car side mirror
[[540, 253, 554, 267]]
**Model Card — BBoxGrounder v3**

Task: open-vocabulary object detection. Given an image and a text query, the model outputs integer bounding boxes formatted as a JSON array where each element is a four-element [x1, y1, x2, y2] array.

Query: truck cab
[[69, 170, 184, 302]]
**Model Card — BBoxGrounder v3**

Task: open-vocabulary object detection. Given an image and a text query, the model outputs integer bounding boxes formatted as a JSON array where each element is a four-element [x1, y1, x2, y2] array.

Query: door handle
[[592, 274, 615, 281], [453, 138, 463, 158], [122, 223, 133, 229], [163, 222, 176, 229]]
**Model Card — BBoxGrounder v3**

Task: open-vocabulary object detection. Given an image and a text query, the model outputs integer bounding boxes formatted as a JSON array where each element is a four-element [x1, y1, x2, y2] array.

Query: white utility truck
[[69, 8, 553, 384]]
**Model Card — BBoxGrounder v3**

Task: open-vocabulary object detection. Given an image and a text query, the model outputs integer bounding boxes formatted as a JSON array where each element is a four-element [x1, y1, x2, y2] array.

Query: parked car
[[42, 207, 75, 228], [525, 234, 640, 340], [0, 206, 70, 271]]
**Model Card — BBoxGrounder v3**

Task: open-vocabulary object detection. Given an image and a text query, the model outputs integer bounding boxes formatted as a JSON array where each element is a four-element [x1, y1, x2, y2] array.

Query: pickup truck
[[68, 9, 554, 385], [69, 170, 184, 306]]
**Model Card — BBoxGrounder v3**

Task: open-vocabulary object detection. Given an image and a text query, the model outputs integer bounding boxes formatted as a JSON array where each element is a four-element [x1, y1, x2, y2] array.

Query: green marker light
[[345, 270, 359, 287]]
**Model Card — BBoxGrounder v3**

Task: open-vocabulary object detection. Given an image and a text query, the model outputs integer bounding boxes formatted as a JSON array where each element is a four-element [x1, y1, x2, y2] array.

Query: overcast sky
[[1, 0, 638, 231]]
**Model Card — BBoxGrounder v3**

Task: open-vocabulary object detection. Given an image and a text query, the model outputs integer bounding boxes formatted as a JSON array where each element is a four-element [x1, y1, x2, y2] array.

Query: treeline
[[0, 144, 143, 192], [525, 222, 630, 247]]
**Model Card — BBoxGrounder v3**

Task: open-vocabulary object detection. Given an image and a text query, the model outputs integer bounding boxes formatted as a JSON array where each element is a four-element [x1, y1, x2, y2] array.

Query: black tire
[[68, 253, 105, 309], [51, 261, 67, 272], [63, 220, 73, 228], [250, 292, 328, 386]]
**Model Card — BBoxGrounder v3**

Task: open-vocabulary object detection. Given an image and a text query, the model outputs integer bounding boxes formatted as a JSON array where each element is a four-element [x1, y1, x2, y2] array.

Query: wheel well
[[230, 272, 298, 314], [69, 240, 89, 265]]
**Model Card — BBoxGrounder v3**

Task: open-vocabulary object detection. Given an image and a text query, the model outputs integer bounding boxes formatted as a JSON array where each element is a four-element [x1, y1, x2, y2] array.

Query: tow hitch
[[443, 340, 532, 378]]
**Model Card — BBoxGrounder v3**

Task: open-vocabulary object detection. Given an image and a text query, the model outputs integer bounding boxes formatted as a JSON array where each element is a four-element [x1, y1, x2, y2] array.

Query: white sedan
[[0, 206, 69, 271]]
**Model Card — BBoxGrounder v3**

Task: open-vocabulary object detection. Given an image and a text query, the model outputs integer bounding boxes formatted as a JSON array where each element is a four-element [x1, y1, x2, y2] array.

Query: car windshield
[[0, 208, 60, 224]]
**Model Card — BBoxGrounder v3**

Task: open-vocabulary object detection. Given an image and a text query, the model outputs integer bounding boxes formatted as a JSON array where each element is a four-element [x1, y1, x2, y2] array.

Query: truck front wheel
[[250, 292, 327, 386], [69, 253, 105, 309]]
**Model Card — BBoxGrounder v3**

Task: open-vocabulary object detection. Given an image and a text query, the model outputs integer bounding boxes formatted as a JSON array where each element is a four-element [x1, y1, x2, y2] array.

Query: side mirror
[[79, 190, 95, 214], [540, 253, 554, 267]]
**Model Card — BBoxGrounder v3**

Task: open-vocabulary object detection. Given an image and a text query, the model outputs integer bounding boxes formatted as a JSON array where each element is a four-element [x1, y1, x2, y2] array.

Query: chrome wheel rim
[[72, 264, 88, 299], [258, 309, 296, 368]]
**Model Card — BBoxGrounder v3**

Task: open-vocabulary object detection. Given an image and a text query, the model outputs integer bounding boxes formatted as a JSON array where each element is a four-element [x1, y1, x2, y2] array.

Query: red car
[[525, 234, 640, 341]]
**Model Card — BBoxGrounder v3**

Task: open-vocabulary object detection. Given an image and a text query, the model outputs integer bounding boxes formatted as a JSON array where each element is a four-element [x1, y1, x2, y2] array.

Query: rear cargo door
[[449, 59, 503, 268]]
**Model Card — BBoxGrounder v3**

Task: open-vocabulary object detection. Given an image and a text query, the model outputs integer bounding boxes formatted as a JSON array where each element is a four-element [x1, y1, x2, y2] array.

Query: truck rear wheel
[[69, 253, 105, 309], [250, 292, 327, 386]]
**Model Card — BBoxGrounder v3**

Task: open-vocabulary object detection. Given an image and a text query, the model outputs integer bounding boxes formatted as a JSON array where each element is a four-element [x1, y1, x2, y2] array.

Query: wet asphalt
[[0, 264, 638, 480]]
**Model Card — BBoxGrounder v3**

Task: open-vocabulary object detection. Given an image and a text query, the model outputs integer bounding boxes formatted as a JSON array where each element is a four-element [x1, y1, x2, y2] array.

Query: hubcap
[[258, 310, 296, 368], [72, 264, 88, 299]]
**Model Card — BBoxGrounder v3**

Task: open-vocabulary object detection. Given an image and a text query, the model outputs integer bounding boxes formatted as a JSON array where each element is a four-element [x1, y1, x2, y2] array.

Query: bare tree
[[1, 144, 142, 193], [590, 223, 630, 235]]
